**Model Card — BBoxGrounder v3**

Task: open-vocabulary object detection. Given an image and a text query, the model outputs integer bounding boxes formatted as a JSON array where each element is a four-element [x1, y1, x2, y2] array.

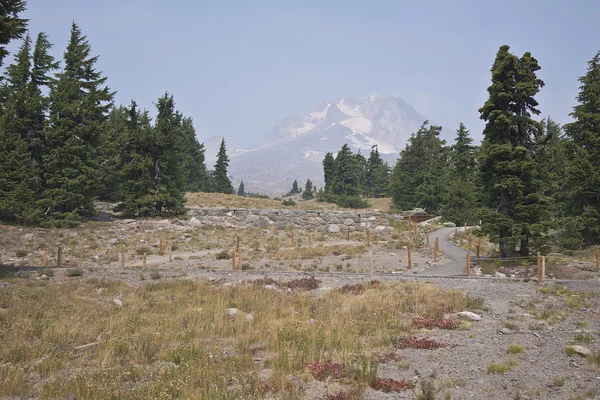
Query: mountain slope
[[227, 95, 430, 196]]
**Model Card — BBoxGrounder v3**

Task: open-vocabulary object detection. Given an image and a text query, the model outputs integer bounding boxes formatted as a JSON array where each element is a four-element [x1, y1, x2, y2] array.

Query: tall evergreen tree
[[365, 145, 390, 198], [389, 122, 447, 213], [180, 117, 208, 192], [211, 138, 233, 194], [237, 180, 245, 196], [302, 179, 314, 200], [289, 179, 301, 194], [0, 35, 39, 222], [0, 0, 28, 68], [478, 45, 552, 257], [440, 123, 479, 225], [333, 144, 362, 197], [118, 103, 156, 217], [42, 23, 113, 221], [563, 51, 600, 246], [322, 152, 335, 193], [27, 32, 59, 169], [97, 106, 128, 201]]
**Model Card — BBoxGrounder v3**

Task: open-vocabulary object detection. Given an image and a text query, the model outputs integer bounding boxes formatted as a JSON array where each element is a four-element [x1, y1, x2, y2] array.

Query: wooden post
[[159, 239, 164, 256], [408, 246, 412, 270], [236, 236, 240, 252], [121, 247, 126, 269], [231, 251, 235, 270], [596, 248, 599, 271], [537, 252, 542, 284], [367, 230, 371, 246], [347, 227, 350, 241], [42, 249, 47, 267], [57, 246, 62, 268], [542, 256, 546, 281], [238, 248, 242, 270], [476, 239, 481, 259], [308, 233, 312, 251], [143, 253, 147, 268], [291, 232, 295, 246], [466, 253, 471, 277]]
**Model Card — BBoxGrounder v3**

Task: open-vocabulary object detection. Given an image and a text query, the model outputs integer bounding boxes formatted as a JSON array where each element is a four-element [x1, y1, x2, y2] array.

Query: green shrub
[[215, 250, 230, 260], [15, 250, 27, 258], [66, 269, 84, 277], [282, 199, 296, 206], [150, 271, 161, 280]]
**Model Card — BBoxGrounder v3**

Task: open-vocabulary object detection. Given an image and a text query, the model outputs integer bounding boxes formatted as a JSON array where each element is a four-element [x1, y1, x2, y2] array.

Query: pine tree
[[118, 102, 156, 217], [98, 106, 128, 201], [440, 123, 479, 225], [237, 180, 246, 196], [333, 144, 362, 197], [0, 35, 39, 222], [180, 117, 207, 192], [289, 179, 301, 194], [322, 152, 336, 193], [27, 32, 59, 169], [478, 45, 552, 257], [0, 0, 28, 68], [42, 23, 113, 222], [563, 51, 600, 246], [149, 93, 185, 213], [302, 179, 314, 200], [212, 138, 234, 194], [365, 145, 390, 198], [389, 122, 447, 213]]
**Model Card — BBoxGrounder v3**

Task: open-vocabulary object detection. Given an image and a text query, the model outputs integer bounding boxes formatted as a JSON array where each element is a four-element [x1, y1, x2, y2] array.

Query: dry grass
[[185, 192, 392, 212], [0, 279, 472, 399]]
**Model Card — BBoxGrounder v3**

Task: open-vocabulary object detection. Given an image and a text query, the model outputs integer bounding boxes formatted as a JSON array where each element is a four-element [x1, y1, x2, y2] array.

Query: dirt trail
[[419, 227, 470, 276]]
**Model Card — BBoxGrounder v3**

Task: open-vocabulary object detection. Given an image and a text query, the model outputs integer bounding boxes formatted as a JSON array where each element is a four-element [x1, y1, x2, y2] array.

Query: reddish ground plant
[[340, 283, 365, 295], [325, 391, 350, 400], [288, 276, 321, 290], [371, 377, 415, 392], [306, 361, 345, 381], [367, 280, 382, 287], [394, 336, 445, 350], [411, 316, 459, 330]]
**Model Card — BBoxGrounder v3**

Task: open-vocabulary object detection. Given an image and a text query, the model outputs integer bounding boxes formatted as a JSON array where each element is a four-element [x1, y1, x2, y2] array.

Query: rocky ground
[[1, 208, 600, 399]]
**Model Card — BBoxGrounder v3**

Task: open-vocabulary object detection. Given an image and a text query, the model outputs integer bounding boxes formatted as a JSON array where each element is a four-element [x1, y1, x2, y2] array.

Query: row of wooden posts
[[35, 225, 600, 277]]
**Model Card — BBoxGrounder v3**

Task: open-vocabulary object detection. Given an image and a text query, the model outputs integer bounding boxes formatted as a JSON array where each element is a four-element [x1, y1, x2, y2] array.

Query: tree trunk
[[519, 227, 530, 258]]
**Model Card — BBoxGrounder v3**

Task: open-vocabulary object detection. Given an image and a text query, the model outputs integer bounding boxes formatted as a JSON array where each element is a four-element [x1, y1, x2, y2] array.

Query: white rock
[[226, 308, 239, 316], [40, 274, 49, 280], [188, 217, 202, 227], [494, 271, 507, 278], [457, 311, 482, 321], [246, 313, 254, 321], [113, 298, 123, 307], [571, 345, 591, 357], [374, 225, 386, 231], [157, 219, 170, 225], [22, 233, 35, 241], [121, 219, 136, 224], [328, 224, 340, 233]]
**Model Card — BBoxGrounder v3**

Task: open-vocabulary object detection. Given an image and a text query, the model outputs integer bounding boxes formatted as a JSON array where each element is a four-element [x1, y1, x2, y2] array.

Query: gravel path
[[419, 227, 470, 276]]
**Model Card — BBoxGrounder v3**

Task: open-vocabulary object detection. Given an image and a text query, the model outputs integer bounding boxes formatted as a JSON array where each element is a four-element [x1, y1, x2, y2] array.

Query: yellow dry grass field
[[185, 193, 393, 212], [0, 279, 477, 399]]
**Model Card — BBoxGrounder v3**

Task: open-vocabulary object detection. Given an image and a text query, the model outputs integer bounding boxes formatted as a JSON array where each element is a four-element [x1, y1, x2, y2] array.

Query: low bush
[[66, 269, 83, 277]]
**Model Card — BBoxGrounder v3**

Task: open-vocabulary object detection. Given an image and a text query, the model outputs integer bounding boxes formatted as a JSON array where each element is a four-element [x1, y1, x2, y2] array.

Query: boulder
[[22, 233, 34, 241], [188, 217, 202, 227], [328, 224, 341, 233], [245, 215, 260, 224], [494, 271, 507, 278], [457, 311, 482, 321], [344, 218, 355, 226], [571, 345, 591, 357]]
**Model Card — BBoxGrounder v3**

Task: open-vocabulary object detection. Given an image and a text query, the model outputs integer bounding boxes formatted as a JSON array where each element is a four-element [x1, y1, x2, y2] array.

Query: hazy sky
[[14, 0, 600, 147]]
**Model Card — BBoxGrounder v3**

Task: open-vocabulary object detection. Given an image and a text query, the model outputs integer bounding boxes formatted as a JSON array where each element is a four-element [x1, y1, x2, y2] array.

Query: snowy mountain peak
[[228, 94, 430, 196]]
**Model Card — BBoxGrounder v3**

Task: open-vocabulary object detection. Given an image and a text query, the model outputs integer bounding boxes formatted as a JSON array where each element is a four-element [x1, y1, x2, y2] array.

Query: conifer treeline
[[322, 46, 600, 254], [0, 8, 234, 226]]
